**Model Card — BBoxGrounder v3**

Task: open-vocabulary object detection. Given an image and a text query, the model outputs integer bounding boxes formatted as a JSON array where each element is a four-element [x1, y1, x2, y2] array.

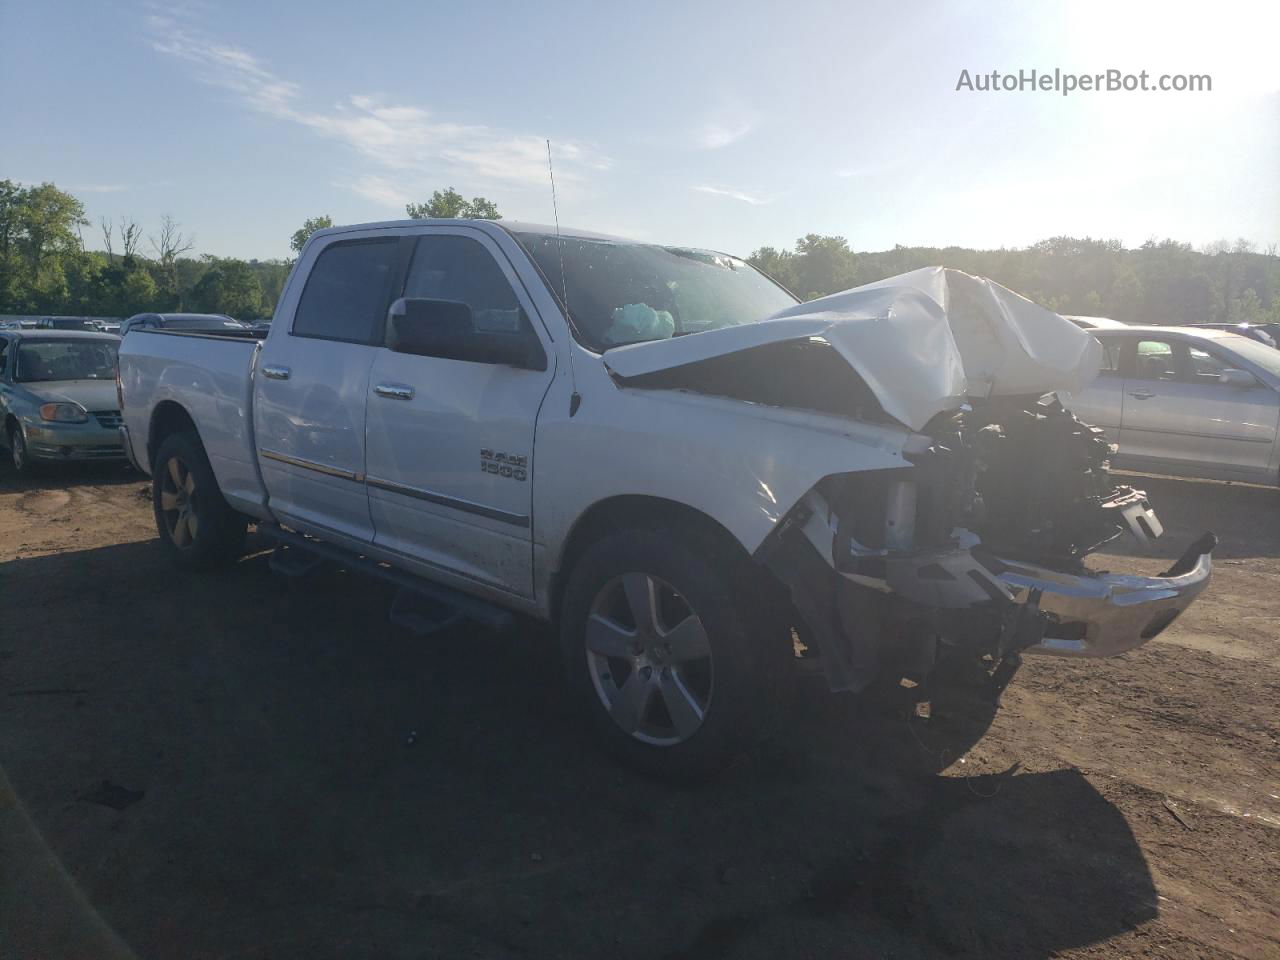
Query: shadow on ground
[[0, 539, 1157, 959]]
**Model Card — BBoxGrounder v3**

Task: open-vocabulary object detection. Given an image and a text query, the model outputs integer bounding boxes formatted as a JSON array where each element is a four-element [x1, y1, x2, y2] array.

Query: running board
[[258, 524, 515, 635]]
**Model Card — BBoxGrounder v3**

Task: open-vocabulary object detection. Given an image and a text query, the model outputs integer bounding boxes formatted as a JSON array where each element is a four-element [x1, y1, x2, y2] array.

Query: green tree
[[747, 245, 797, 291], [405, 188, 502, 220], [93, 257, 159, 316], [790, 234, 858, 300], [190, 257, 263, 319], [289, 215, 333, 256]]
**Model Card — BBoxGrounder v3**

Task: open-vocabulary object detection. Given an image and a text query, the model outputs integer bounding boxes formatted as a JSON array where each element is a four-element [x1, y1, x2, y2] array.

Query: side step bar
[[257, 524, 515, 635]]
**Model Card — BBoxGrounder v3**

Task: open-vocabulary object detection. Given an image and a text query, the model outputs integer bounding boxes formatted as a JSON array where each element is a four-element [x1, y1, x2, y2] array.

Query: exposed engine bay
[[920, 393, 1162, 568]]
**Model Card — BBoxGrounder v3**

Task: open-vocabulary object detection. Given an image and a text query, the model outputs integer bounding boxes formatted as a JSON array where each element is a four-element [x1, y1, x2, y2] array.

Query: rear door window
[[293, 239, 400, 344], [1132, 340, 1178, 381]]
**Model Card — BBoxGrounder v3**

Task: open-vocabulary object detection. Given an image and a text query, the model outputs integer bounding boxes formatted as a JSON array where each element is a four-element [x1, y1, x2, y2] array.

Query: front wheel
[[151, 431, 247, 569], [7, 423, 33, 475], [559, 527, 781, 780]]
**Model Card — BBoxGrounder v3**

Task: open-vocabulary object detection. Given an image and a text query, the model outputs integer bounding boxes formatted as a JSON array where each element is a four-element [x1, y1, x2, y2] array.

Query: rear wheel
[[560, 526, 781, 780], [152, 431, 246, 569]]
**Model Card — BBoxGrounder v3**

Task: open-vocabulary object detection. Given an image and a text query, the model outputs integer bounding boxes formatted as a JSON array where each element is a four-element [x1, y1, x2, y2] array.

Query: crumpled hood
[[21, 379, 119, 412], [603, 266, 1103, 431]]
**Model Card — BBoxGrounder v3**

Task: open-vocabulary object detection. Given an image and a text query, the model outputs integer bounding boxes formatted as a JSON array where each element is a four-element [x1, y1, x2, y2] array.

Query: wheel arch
[[548, 494, 772, 622], [147, 400, 200, 469]]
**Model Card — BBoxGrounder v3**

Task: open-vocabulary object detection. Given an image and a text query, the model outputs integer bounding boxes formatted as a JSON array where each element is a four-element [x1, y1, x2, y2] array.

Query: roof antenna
[[547, 138, 581, 416]]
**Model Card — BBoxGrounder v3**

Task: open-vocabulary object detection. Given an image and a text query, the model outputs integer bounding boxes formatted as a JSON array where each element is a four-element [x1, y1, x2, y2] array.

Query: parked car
[[35, 317, 100, 332], [1066, 326, 1280, 484], [120, 313, 245, 336], [0, 330, 126, 473], [118, 220, 1213, 777], [1063, 315, 1128, 330], [1189, 322, 1277, 348]]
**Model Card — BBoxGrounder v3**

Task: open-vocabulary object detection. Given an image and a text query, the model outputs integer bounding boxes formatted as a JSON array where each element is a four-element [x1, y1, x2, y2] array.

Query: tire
[[151, 431, 247, 570], [7, 423, 34, 476], [559, 526, 783, 780]]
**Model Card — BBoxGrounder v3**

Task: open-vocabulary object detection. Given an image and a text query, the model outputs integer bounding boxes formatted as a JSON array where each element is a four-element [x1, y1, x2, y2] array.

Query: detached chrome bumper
[[997, 533, 1215, 658]]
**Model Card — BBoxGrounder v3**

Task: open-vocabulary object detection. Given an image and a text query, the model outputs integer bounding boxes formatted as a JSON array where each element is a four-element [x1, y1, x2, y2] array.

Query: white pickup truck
[[118, 218, 1214, 777]]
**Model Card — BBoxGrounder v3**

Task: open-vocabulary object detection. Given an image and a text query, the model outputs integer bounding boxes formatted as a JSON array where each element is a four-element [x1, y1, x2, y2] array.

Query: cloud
[[697, 117, 756, 150], [346, 174, 412, 210], [693, 185, 771, 206], [145, 12, 609, 204]]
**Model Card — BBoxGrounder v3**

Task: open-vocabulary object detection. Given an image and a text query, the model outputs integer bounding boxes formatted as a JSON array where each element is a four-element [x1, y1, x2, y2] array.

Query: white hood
[[603, 266, 1103, 432]]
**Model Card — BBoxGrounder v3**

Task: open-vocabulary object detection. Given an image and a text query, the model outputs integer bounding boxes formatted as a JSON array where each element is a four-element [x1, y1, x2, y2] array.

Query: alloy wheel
[[158, 456, 199, 548], [585, 572, 714, 746]]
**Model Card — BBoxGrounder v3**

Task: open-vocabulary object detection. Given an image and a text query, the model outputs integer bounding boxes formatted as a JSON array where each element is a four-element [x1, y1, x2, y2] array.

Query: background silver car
[[0, 330, 125, 473], [1068, 326, 1280, 485]]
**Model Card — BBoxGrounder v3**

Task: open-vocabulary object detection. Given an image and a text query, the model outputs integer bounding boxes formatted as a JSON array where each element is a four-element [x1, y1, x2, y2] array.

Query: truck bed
[[118, 328, 270, 518]]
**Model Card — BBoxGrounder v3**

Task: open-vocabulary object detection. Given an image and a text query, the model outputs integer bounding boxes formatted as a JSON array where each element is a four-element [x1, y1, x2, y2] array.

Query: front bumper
[[24, 420, 126, 462], [993, 534, 1215, 658]]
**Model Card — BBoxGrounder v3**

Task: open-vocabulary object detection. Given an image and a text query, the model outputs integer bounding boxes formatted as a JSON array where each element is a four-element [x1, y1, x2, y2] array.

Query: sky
[[2, 0, 1277, 261]]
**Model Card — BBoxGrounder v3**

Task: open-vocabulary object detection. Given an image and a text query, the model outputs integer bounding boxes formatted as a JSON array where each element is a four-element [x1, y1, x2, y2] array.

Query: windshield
[[15, 339, 118, 382], [1222, 335, 1280, 378], [515, 234, 797, 351]]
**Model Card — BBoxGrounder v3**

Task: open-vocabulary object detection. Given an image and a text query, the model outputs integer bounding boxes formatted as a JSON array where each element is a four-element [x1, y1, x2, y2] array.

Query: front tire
[[559, 526, 781, 780], [151, 431, 246, 569], [7, 423, 33, 475]]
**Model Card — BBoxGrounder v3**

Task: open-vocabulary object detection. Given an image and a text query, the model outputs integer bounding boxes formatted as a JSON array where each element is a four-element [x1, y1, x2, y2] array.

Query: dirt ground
[[0, 463, 1277, 959]]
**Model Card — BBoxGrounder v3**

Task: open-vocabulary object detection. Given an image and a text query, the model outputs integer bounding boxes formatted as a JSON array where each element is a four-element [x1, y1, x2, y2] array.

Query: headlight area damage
[[604, 266, 1215, 694]]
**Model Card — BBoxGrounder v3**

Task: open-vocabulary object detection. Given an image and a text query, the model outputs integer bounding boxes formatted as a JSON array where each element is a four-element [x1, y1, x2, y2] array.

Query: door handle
[[375, 383, 415, 401], [262, 364, 291, 381], [1128, 390, 1155, 400]]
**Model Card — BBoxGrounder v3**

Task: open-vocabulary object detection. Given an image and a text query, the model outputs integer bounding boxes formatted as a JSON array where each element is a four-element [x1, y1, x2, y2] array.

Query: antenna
[[547, 139, 581, 415]]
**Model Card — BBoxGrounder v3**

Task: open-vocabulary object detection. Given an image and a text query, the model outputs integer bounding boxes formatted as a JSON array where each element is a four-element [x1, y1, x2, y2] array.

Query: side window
[[1184, 345, 1229, 382], [0, 340, 8, 378], [1133, 340, 1178, 381], [401, 235, 525, 335], [293, 239, 399, 344], [1097, 337, 1122, 374]]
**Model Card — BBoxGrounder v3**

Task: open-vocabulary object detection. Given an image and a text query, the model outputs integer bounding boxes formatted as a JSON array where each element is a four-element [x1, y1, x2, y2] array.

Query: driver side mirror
[[387, 298, 546, 371], [1219, 368, 1257, 389]]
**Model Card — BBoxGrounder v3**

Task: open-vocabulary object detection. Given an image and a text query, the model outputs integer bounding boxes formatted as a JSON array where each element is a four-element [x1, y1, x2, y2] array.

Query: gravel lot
[[1, 463, 1277, 959]]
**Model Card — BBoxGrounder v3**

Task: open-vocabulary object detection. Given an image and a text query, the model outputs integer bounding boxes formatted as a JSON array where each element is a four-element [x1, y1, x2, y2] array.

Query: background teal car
[[0, 330, 126, 474]]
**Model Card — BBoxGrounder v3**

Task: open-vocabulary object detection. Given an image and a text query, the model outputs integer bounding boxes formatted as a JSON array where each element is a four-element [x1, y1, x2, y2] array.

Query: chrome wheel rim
[[585, 573, 714, 746], [10, 431, 24, 470], [159, 456, 199, 548]]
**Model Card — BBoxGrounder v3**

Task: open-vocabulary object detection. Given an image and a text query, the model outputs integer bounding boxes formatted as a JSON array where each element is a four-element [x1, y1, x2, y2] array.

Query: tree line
[[3, 179, 1277, 328]]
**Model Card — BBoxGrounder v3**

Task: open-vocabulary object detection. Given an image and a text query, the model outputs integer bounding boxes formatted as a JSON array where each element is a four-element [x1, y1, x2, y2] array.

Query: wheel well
[[148, 401, 199, 468], [4, 414, 18, 445], [549, 495, 763, 621]]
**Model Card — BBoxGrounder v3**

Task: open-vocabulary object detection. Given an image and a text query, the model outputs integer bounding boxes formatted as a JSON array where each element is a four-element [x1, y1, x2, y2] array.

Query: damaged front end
[[757, 395, 1215, 694]]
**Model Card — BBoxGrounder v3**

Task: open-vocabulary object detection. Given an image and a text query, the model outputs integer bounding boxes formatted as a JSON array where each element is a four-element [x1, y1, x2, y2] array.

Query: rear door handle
[[1128, 390, 1155, 400], [262, 364, 291, 381], [375, 383, 415, 401]]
